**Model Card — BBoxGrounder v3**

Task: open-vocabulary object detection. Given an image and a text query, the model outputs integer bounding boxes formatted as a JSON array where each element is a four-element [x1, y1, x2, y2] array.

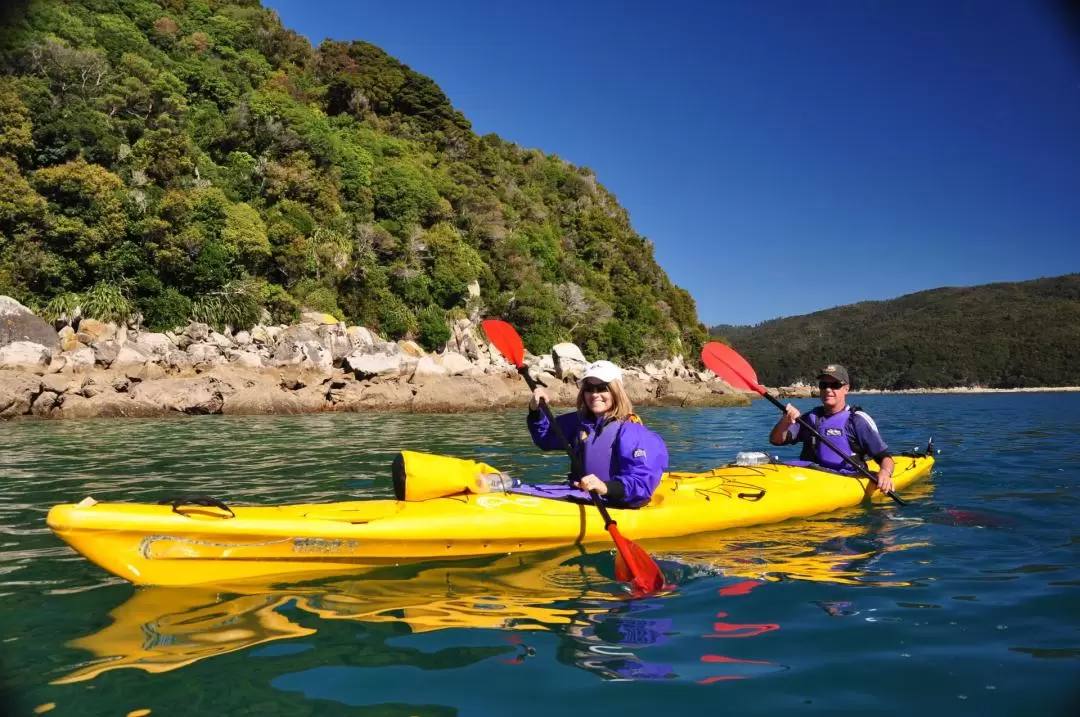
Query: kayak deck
[[47, 454, 933, 586]]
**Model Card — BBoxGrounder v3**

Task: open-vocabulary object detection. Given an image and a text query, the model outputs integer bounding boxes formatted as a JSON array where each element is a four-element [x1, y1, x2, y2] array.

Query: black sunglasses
[[818, 381, 845, 390], [583, 382, 610, 394]]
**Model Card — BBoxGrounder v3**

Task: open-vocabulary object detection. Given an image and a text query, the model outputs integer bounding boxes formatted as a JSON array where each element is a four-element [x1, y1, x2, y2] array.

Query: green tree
[[423, 222, 483, 308], [32, 158, 127, 256], [371, 163, 440, 228], [141, 286, 193, 332], [416, 305, 449, 351], [0, 77, 34, 160], [376, 292, 417, 339], [221, 201, 270, 271], [0, 157, 46, 239], [132, 128, 196, 185]]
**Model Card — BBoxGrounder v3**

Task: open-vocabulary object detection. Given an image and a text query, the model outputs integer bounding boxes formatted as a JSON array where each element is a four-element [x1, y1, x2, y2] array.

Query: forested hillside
[[0, 0, 706, 360], [711, 274, 1080, 389]]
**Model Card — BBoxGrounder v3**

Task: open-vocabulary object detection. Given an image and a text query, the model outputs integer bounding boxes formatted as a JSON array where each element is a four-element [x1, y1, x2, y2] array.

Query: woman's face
[[582, 379, 614, 415]]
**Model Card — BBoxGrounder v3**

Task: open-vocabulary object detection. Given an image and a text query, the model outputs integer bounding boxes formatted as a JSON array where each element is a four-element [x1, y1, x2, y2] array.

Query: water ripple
[[1, 394, 1078, 714]]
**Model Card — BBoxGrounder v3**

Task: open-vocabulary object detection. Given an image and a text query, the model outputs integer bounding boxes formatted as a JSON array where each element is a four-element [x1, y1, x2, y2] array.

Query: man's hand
[[876, 456, 896, 493]]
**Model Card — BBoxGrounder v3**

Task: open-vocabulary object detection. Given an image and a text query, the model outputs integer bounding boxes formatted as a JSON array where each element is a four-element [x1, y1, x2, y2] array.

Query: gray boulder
[[66, 345, 95, 371], [164, 349, 195, 371], [316, 324, 354, 362], [0, 373, 40, 418], [270, 326, 333, 371], [0, 296, 58, 350], [410, 355, 447, 382], [223, 386, 316, 415], [344, 352, 402, 379], [186, 343, 223, 365], [208, 331, 234, 350], [56, 392, 163, 419], [552, 342, 588, 380], [31, 390, 61, 417], [93, 339, 121, 367], [437, 351, 477, 377], [130, 332, 174, 360], [0, 341, 51, 368], [111, 345, 149, 368], [229, 350, 264, 369], [129, 377, 228, 414], [183, 322, 211, 342], [346, 326, 377, 350], [445, 319, 483, 360]]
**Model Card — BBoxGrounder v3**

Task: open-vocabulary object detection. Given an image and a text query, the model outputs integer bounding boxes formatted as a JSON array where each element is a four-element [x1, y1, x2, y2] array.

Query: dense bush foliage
[[0, 0, 706, 361], [711, 275, 1080, 389]]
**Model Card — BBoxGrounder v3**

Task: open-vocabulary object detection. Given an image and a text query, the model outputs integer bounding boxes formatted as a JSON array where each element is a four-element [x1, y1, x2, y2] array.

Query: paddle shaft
[[517, 367, 619, 528], [760, 390, 907, 506]]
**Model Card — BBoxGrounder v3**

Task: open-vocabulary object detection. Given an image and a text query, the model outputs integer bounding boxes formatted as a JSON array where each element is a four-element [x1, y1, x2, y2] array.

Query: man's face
[[818, 378, 848, 411]]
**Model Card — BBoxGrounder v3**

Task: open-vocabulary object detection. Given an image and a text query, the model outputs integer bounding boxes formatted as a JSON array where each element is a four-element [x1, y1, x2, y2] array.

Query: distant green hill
[[0, 0, 705, 361], [710, 274, 1080, 389]]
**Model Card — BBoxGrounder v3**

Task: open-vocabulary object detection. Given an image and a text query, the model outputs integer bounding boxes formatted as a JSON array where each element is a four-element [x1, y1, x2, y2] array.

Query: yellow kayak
[[47, 452, 933, 586], [54, 509, 933, 684]]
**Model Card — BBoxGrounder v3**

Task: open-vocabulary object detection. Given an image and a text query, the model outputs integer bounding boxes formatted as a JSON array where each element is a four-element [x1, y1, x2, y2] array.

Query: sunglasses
[[818, 381, 845, 391], [583, 382, 611, 394]]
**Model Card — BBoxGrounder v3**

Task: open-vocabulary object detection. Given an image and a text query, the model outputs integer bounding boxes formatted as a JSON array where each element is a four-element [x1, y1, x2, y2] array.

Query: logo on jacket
[[633, 448, 647, 458], [825, 428, 843, 437]]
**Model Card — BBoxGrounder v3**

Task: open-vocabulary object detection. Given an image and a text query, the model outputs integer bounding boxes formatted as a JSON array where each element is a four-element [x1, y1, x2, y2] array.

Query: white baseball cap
[[582, 360, 622, 384]]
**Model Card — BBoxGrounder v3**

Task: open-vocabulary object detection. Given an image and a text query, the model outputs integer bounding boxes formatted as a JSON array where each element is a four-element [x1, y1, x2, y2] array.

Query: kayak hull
[[47, 455, 933, 586]]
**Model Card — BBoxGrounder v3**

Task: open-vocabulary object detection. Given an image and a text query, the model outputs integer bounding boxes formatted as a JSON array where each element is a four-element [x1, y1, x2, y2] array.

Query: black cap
[[817, 364, 849, 385]]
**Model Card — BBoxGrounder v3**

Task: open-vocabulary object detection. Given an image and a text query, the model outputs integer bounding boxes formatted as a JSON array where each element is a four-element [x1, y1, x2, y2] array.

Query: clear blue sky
[[265, 0, 1080, 326]]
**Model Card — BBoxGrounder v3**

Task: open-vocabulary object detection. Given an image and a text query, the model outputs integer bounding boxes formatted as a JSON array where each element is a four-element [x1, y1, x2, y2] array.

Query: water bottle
[[474, 472, 522, 493], [735, 451, 771, 467]]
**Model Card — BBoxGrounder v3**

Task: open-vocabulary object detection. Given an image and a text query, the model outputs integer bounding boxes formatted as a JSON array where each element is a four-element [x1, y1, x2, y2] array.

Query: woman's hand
[[529, 386, 550, 411], [576, 474, 608, 495]]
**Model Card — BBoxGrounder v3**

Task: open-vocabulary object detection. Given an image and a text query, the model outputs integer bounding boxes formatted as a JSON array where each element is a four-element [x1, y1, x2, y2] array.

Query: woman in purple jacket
[[527, 360, 669, 508]]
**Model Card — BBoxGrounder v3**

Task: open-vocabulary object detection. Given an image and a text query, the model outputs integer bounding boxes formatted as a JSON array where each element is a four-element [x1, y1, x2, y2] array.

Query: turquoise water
[[2, 394, 1078, 716]]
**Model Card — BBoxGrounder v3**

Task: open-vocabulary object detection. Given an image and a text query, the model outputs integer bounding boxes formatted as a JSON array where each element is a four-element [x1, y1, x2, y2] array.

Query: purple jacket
[[526, 410, 668, 507]]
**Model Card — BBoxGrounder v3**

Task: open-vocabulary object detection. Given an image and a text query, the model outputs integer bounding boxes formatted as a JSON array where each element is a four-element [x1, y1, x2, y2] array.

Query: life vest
[[799, 406, 868, 472], [573, 413, 642, 481]]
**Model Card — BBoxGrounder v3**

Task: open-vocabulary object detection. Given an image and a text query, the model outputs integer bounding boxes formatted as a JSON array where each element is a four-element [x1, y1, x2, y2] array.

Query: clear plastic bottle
[[474, 472, 522, 493], [735, 451, 771, 466]]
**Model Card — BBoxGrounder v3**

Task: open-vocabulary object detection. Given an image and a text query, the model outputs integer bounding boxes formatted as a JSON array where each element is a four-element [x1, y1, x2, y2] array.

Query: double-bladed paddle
[[701, 341, 908, 506], [481, 319, 666, 594]]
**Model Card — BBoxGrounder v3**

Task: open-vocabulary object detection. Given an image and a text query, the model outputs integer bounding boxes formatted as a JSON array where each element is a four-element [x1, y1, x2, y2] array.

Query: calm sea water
[[1, 393, 1078, 716]]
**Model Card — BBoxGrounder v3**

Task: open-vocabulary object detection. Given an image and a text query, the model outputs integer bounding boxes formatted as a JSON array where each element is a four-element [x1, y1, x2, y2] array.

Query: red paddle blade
[[701, 342, 765, 395], [481, 319, 525, 367], [609, 524, 665, 594]]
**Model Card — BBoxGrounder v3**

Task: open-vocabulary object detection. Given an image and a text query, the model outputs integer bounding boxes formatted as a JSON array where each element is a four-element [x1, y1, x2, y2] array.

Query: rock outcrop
[[0, 297, 58, 369], [0, 301, 756, 420]]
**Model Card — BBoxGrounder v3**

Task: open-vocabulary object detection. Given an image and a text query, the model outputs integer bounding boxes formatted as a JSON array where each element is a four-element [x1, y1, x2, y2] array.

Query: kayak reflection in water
[[558, 599, 678, 681], [555, 579, 788, 683], [523, 360, 669, 508]]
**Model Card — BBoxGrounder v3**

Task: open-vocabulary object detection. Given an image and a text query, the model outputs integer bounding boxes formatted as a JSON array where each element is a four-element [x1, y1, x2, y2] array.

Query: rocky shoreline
[[0, 296, 750, 420]]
